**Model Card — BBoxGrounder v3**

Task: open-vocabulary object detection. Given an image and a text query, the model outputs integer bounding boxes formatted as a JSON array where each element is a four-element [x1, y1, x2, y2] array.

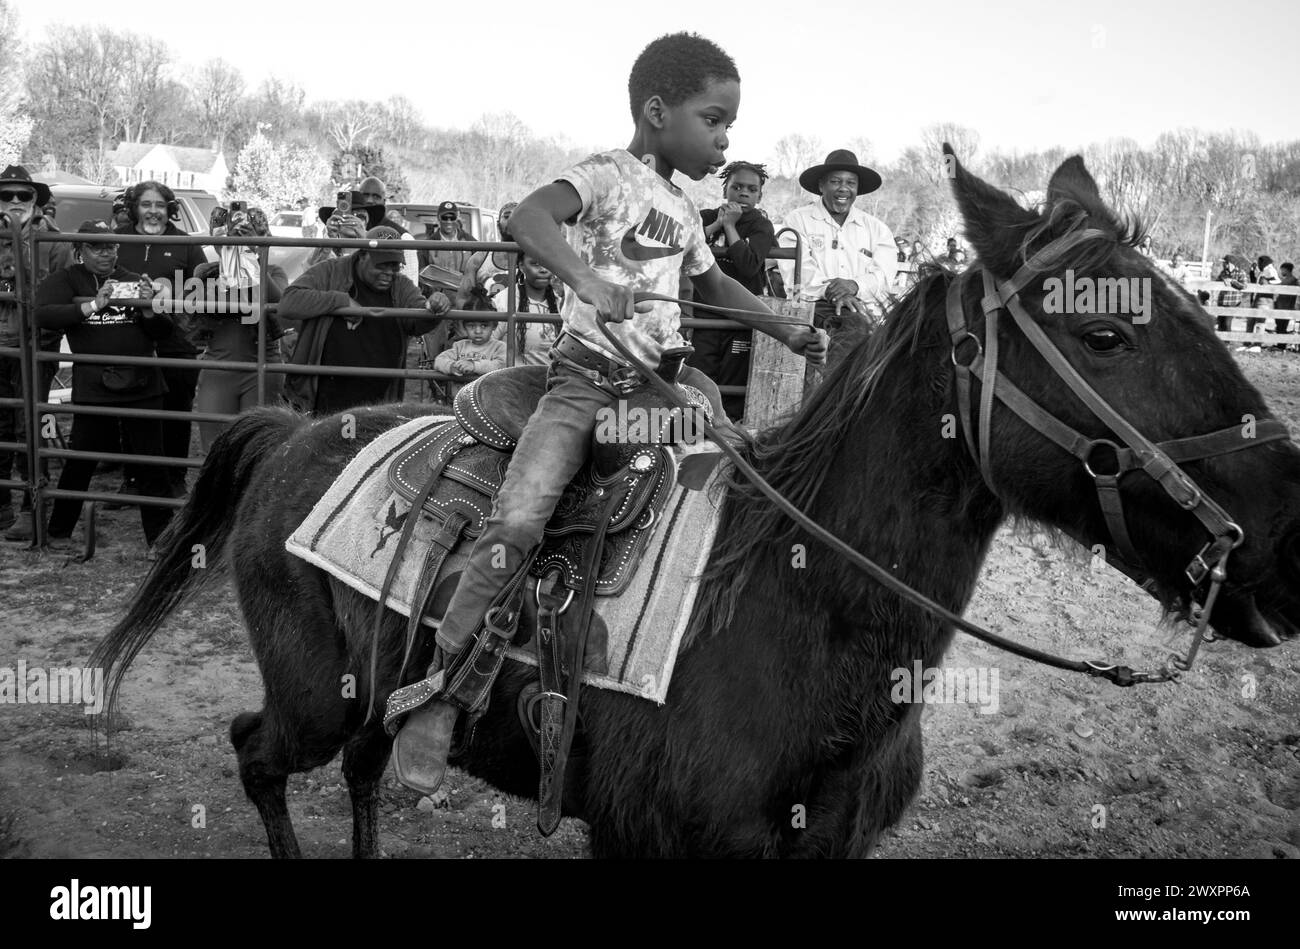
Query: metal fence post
[[17, 217, 44, 547], [505, 251, 518, 368], [256, 244, 269, 405]]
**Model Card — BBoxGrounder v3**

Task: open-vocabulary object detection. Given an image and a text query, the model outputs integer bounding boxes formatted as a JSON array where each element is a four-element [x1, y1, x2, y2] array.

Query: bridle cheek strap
[[946, 229, 1292, 675]]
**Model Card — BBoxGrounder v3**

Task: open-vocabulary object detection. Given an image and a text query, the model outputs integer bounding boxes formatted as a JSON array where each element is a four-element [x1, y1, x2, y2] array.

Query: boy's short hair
[[628, 32, 739, 123]]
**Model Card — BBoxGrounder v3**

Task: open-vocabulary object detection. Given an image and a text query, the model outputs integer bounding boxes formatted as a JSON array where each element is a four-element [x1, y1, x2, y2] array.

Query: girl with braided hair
[[490, 252, 560, 366], [687, 160, 775, 421]]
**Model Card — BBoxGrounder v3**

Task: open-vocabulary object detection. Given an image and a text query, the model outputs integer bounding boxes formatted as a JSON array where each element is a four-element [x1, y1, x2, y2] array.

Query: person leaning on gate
[[113, 180, 207, 497], [0, 165, 73, 541], [279, 226, 453, 416], [34, 221, 174, 554], [358, 176, 422, 290], [685, 159, 775, 423], [777, 149, 897, 365], [384, 30, 829, 796]]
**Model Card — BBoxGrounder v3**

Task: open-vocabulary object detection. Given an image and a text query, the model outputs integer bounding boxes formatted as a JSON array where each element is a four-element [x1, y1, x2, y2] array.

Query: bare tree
[[920, 122, 981, 170], [322, 100, 378, 152], [193, 58, 245, 151], [0, 0, 23, 105], [113, 38, 171, 143], [27, 25, 129, 156], [380, 95, 423, 149], [253, 77, 307, 141], [771, 134, 823, 179]]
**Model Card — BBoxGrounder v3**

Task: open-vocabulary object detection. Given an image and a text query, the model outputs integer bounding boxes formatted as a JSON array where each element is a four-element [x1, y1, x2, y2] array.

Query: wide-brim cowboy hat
[[318, 191, 385, 229], [798, 150, 882, 195], [0, 165, 53, 206]]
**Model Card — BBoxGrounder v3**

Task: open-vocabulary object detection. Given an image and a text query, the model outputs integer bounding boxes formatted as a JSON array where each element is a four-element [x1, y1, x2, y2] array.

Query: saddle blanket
[[285, 414, 726, 703]]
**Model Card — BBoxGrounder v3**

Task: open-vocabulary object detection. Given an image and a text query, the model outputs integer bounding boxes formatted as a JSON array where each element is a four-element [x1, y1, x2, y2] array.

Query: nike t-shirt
[[557, 149, 714, 368]]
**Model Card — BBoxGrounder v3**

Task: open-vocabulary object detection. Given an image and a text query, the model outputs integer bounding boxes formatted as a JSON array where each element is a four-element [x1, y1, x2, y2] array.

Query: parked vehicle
[[46, 184, 218, 264], [269, 211, 306, 238], [385, 202, 495, 242]]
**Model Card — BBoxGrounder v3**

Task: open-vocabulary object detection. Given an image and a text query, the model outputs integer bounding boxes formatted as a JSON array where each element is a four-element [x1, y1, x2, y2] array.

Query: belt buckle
[[608, 366, 643, 394]]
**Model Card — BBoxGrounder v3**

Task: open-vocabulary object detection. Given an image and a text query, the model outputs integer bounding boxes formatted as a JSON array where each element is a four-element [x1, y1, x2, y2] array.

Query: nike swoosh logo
[[620, 226, 682, 261]]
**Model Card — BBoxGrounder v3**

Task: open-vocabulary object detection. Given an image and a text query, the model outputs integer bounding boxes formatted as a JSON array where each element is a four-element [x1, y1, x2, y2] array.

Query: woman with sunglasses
[[33, 220, 175, 554]]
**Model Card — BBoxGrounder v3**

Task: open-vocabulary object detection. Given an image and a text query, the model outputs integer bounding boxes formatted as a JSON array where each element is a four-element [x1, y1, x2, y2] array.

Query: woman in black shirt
[[35, 220, 175, 552]]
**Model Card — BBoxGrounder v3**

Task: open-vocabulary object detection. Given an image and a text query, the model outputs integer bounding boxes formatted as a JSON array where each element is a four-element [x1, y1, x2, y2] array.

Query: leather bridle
[[602, 235, 1290, 686], [945, 228, 1289, 676]]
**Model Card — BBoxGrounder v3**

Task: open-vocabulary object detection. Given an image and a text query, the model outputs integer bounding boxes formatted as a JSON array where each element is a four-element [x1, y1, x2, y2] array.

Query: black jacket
[[114, 222, 208, 356], [698, 207, 775, 295], [36, 263, 174, 404]]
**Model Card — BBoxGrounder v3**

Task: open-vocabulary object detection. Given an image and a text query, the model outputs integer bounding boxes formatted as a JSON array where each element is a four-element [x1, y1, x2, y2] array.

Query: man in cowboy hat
[[0, 165, 73, 539], [777, 149, 897, 361]]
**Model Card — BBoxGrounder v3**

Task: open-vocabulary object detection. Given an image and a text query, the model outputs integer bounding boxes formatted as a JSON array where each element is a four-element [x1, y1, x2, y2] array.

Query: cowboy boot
[[388, 647, 459, 796]]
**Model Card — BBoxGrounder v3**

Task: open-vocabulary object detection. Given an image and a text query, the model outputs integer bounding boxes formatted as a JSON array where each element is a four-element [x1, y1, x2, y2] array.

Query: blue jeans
[[435, 348, 732, 653]]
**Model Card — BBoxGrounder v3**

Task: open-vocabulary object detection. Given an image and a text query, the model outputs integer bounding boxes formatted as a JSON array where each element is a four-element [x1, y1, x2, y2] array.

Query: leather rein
[[602, 231, 1289, 685]]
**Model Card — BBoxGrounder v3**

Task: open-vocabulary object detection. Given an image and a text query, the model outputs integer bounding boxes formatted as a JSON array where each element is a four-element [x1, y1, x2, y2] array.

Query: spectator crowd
[[1, 141, 1297, 557]]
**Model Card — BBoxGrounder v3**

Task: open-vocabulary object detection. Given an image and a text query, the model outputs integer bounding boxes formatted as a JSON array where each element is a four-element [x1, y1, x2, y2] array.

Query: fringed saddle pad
[[285, 414, 727, 703]]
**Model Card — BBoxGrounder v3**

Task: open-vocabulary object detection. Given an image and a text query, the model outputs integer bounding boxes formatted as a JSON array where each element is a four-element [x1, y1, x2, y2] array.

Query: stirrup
[[383, 667, 447, 736]]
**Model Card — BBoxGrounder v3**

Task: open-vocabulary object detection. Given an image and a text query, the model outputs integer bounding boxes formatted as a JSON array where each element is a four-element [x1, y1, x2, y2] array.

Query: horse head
[[945, 145, 1300, 650]]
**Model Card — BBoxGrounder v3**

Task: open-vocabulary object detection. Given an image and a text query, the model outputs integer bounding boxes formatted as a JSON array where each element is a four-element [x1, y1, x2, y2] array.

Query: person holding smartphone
[[34, 220, 175, 554]]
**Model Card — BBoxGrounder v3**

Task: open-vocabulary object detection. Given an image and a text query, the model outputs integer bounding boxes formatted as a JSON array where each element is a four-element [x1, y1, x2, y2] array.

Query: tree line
[[3, 4, 1296, 264]]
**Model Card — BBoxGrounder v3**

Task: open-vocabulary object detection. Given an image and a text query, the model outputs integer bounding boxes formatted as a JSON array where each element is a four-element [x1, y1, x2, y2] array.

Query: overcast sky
[[18, 0, 1299, 165]]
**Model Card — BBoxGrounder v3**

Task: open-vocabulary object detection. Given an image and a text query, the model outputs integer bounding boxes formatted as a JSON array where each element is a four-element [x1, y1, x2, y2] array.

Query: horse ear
[[944, 143, 1037, 278], [1046, 155, 1102, 206], [1045, 155, 1127, 235]]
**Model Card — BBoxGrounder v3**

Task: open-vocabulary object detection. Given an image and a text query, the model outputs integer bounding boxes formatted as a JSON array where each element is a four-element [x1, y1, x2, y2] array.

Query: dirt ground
[[1, 351, 1297, 860]]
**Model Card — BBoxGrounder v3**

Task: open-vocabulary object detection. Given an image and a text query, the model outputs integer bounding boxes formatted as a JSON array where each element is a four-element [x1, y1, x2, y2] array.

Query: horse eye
[[1083, 329, 1123, 352]]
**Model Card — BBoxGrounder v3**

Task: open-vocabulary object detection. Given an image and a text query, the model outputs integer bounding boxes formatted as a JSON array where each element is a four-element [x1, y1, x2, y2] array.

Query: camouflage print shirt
[[557, 149, 714, 369]]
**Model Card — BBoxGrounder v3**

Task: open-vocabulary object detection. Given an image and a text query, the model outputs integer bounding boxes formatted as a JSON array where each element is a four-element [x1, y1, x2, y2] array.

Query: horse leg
[[230, 710, 302, 859], [342, 726, 393, 859]]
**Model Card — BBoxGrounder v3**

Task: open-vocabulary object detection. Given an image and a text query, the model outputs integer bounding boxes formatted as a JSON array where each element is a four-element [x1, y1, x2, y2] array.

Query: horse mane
[[691, 194, 1146, 640], [692, 265, 953, 635]]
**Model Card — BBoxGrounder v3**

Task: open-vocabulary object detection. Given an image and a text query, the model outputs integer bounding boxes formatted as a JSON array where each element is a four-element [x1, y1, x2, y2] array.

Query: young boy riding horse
[[385, 31, 829, 794]]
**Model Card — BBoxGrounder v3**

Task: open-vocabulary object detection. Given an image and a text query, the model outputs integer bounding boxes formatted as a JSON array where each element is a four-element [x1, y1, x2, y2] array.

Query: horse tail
[[90, 406, 304, 722]]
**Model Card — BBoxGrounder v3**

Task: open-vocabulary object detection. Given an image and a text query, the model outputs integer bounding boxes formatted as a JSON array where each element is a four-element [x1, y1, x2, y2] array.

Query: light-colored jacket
[[777, 201, 897, 311]]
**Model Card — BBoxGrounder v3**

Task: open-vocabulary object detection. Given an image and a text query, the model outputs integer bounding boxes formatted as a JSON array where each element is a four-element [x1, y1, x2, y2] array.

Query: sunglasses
[[82, 243, 120, 255], [0, 190, 36, 203], [439, 215, 457, 222]]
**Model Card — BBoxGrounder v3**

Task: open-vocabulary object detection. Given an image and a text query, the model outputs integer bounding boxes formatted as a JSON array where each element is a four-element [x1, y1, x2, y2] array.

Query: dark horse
[[91, 154, 1300, 858]]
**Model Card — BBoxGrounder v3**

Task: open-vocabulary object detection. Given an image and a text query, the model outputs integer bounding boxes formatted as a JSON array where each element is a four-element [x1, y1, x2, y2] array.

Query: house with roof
[[108, 143, 228, 193]]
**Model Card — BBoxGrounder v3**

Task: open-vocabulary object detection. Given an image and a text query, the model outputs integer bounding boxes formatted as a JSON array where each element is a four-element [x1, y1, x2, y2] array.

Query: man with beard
[[0, 165, 73, 540], [778, 150, 896, 363], [281, 226, 452, 415], [113, 180, 207, 496]]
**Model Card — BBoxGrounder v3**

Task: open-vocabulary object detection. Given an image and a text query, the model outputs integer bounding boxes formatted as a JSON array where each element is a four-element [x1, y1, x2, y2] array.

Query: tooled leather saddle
[[376, 351, 717, 833]]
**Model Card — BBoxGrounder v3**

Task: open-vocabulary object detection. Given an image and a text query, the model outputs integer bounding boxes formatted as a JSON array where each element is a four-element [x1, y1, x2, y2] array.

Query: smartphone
[[229, 200, 247, 214], [336, 191, 351, 215], [102, 280, 141, 299]]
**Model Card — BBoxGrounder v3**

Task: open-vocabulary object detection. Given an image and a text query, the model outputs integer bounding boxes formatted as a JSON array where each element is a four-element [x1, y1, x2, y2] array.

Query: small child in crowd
[[432, 289, 507, 395]]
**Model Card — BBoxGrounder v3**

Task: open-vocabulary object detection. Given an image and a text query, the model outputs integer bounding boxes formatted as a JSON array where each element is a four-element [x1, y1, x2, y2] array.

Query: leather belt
[[554, 332, 691, 393]]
